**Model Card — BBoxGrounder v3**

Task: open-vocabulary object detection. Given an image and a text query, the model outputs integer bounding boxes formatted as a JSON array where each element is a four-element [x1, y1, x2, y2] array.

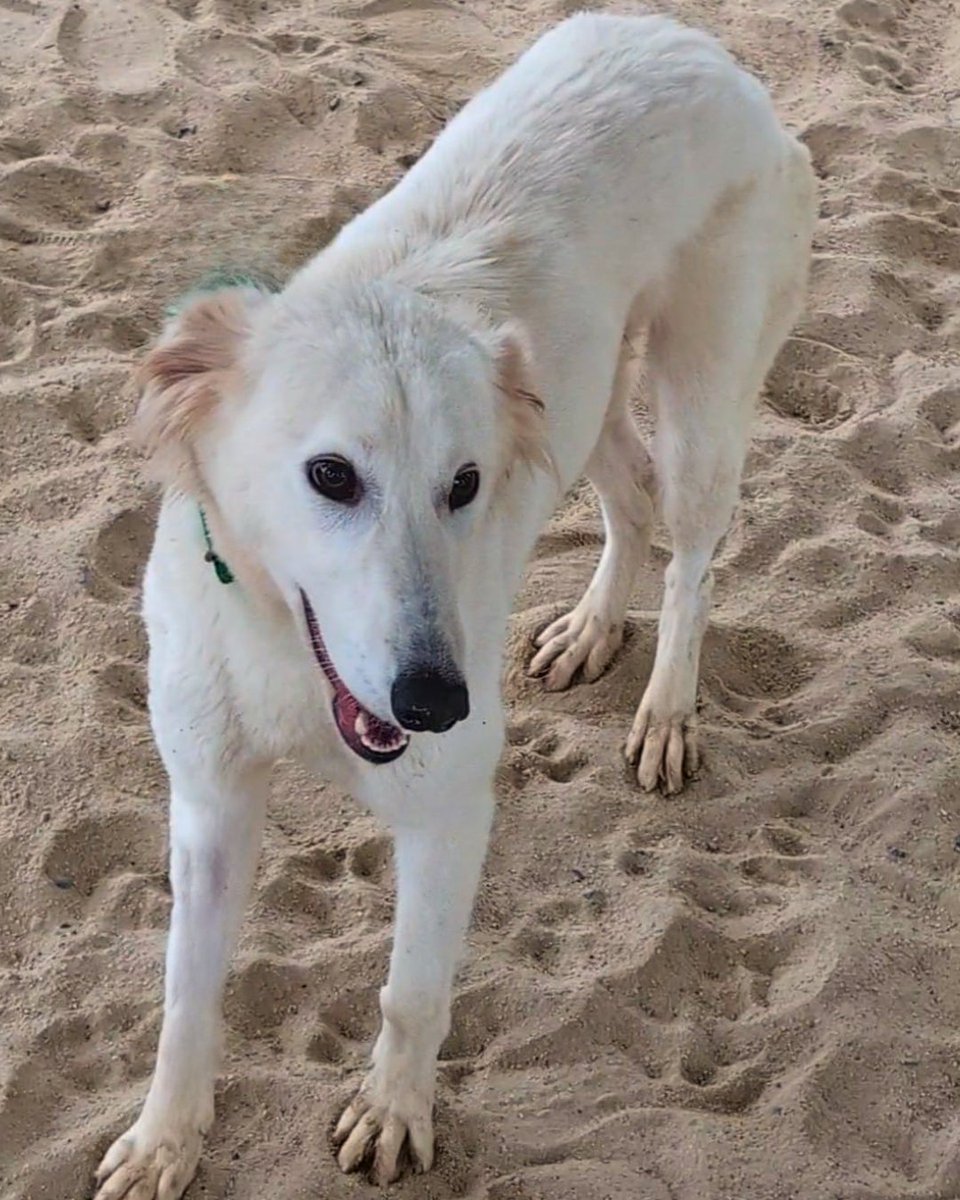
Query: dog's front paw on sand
[[94, 1117, 205, 1200], [529, 603, 623, 691], [334, 1083, 435, 1185], [625, 698, 700, 795]]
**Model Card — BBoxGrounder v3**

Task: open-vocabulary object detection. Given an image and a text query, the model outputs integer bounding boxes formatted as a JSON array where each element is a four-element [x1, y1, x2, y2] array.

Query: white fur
[[95, 13, 815, 1198]]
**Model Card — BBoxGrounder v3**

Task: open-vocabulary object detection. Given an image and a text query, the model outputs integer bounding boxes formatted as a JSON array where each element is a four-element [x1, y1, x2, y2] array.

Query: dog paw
[[334, 1081, 434, 1185], [624, 701, 700, 795], [94, 1114, 206, 1200], [529, 603, 623, 690]]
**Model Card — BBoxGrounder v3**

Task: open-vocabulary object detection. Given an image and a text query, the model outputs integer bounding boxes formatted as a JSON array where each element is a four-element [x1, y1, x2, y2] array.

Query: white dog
[[94, 12, 814, 1198]]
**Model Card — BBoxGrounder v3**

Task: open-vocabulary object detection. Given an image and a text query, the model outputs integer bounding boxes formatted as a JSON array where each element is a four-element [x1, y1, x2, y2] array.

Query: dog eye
[[306, 455, 361, 504], [448, 465, 480, 511]]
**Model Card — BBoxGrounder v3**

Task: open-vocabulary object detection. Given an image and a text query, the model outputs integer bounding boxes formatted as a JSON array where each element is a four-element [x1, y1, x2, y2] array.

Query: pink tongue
[[335, 692, 360, 726]]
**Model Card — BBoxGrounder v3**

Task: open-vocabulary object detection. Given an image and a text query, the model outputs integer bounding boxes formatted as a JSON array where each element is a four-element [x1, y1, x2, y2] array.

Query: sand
[[1, 0, 960, 1197]]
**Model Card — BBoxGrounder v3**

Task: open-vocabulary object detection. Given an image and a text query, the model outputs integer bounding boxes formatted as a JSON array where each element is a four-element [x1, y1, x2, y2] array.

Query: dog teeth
[[354, 710, 406, 754], [360, 731, 406, 753]]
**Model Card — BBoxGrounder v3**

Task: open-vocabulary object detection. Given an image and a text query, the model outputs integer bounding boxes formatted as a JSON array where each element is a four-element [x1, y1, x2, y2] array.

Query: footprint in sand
[[258, 873, 333, 926], [95, 660, 148, 726], [837, 0, 899, 36], [352, 0, 496, 61], [3, 596, 59, 667], [83, 503, 156, 602], [41, 810, 162, 896], [0, 158, 106, 237], [489, 1161, 671, 1199], [175, 29, 280, 88], [700, 623, 815, 720], [56, 0, 170, 95], [0, 278, 34, 365], [919, 384, 960, 441], [225, 957, 309, 1039], [764, 336, 859, 428], [850, 41, 917, 92]]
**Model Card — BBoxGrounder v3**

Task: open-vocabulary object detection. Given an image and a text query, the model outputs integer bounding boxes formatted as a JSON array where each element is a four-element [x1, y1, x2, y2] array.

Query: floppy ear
[[133, 286, 270, 491], [493, 326, 557, 480]]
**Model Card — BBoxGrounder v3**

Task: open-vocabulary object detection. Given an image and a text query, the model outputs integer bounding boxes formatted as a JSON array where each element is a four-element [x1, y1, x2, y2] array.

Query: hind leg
[[624, 380, 749, 794], [530, 341, 655, 691], [626, 156, 814, 793]]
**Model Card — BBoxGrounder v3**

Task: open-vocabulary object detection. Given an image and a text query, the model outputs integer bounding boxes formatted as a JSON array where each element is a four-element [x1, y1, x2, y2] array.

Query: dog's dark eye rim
[[449, 464, 480, 511], [305, 455, 361, 504]]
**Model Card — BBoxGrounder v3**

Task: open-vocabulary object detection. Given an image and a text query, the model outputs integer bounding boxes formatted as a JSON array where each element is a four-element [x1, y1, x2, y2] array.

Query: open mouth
[[300, 590, 409, 765]]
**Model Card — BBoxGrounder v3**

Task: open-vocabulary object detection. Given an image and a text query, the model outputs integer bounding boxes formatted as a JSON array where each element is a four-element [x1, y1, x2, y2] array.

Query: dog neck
[[191, 499, 286, 617]]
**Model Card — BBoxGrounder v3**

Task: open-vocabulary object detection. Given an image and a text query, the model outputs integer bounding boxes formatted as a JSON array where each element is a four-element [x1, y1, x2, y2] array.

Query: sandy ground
[[2, 0, 960, 1197]]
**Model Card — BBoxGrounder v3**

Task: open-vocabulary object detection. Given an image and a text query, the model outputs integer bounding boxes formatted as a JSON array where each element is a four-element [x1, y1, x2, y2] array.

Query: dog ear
[[133, 286, 270, 490], [493, 326, 557, 480]]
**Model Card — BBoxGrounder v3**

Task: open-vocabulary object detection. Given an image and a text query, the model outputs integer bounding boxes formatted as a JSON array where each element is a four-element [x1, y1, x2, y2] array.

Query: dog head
[[135, 278, 551, 764]]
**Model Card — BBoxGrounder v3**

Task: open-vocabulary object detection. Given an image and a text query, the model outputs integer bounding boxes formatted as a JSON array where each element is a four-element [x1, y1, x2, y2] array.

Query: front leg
[[335, 795, 494, 1185], [95, 765, 268, 1200]]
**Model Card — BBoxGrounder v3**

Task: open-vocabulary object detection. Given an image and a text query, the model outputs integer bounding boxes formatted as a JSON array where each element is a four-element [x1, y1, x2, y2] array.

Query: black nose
[[391, 668, 469, 733]]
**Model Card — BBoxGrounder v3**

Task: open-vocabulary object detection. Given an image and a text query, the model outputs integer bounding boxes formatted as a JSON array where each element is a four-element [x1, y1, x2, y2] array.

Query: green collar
[[199, 507, 235, 585], [166, 267, 281, 319]]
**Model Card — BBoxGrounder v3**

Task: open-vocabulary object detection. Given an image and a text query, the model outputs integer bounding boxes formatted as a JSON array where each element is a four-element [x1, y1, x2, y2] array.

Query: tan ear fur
[[133, 288, 264, 490], [495, 331, 557, 481]]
